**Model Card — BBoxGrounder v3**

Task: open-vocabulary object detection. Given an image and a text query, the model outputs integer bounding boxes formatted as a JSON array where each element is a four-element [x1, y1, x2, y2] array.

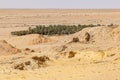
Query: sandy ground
[[0, 9, 120, 37], [0, 9, 120, 80]]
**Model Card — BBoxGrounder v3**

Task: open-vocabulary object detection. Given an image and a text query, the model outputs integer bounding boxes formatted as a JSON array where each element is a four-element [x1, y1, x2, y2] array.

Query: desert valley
[[0, 9, 120, 80]]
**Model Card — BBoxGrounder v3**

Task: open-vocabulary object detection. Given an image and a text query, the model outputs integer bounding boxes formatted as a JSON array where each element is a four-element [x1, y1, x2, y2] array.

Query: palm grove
[[11, 24, 102, 36]]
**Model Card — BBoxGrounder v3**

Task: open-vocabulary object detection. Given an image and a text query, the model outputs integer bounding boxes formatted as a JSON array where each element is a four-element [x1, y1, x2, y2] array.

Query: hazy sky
[[0, 0, 119, 9]]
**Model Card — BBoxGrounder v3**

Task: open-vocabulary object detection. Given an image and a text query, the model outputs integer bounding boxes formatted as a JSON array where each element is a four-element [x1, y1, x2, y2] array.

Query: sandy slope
[[0, 26, 120, 80], [1, 10, 120, 80], [0, 60, 120, 80]]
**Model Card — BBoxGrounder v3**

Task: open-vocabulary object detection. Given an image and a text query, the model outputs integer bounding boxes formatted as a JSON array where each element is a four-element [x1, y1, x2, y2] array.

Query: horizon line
[[0, 8, 120, 10]]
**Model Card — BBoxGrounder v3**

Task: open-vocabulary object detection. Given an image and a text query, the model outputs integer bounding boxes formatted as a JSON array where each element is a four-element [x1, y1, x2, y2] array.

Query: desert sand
[[0, 9, 120, 80]]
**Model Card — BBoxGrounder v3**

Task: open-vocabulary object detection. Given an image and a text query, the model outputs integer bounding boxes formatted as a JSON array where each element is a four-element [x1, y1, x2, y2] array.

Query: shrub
[[108, 23, 114, 27], [72, 37, 79, 42], [68, 51, 76, 58]]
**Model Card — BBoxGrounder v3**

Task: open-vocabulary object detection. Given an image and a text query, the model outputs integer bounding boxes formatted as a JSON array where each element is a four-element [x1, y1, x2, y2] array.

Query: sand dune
[[7, 34, 52, 48], [0, 40, 20, 55]]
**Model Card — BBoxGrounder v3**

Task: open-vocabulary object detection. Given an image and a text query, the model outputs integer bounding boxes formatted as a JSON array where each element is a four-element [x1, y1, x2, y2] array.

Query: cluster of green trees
[[11, 24, 101, 36]]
